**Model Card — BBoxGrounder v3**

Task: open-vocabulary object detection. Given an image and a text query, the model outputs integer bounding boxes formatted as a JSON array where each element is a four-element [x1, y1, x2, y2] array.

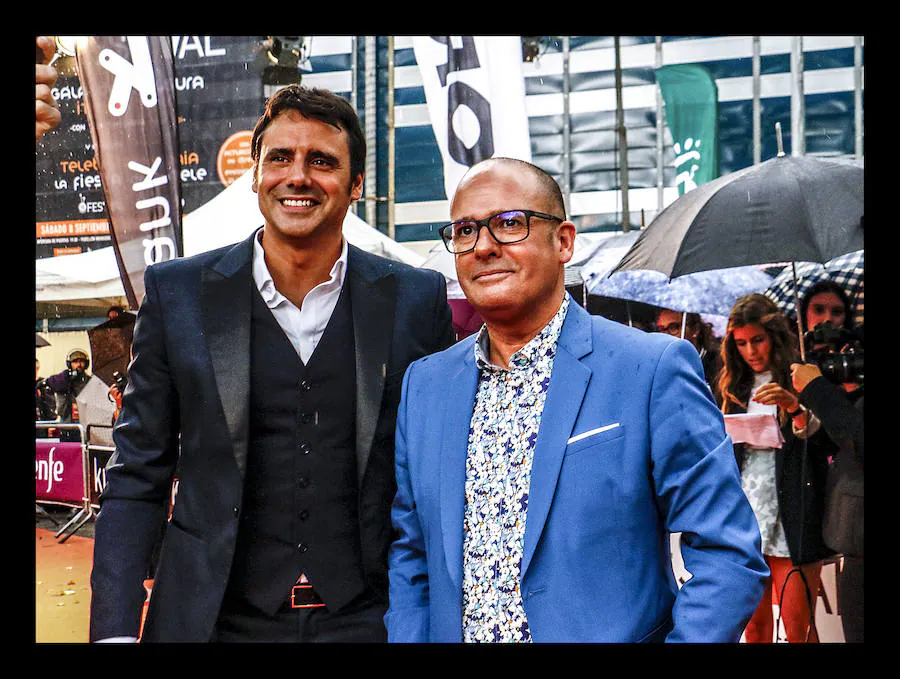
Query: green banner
[[656, 64, 719, 195]]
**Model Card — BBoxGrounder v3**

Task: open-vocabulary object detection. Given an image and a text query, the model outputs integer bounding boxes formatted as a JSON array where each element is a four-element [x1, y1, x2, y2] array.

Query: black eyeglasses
[[655, 321, 683, 335], [439, 209, 564, 254]]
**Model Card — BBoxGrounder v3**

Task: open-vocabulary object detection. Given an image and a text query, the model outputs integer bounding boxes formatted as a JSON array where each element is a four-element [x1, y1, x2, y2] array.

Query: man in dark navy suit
[[90, 85, 454, 642]]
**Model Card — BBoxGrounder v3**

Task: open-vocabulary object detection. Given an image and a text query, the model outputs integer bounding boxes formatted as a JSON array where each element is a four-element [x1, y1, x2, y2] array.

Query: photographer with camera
[[45, 348, 92, 440], [791, 281, 864, 642], [35, 358, 56, 422]]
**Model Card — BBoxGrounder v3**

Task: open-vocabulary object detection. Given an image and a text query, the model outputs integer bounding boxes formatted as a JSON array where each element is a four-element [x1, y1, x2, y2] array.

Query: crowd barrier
[[35, 422, 114, 543]]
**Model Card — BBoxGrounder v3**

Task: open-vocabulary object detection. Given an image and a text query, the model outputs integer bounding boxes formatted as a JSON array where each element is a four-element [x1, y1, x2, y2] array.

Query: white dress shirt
[[252, 228, 349, 364]]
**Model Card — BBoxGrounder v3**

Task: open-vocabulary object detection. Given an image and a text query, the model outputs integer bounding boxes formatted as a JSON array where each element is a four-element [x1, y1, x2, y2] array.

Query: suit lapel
[[440, 342, 479, 589], [521, 302, 593, 577], [201, 233, 254, 478], [348, 246, 396, 486]]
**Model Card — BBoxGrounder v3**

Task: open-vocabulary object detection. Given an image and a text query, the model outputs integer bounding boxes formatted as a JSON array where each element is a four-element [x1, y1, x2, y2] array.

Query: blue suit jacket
[[386, 300, 768, 642]]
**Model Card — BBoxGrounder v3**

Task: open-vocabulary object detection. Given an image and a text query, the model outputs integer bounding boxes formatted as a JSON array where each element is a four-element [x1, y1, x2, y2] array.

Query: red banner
[[75, 36, 183, 309], [35, 442, 85, 504]]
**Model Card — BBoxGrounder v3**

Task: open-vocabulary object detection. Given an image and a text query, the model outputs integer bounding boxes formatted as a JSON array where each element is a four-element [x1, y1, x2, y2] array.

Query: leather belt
[[290, 575, 325, 609]]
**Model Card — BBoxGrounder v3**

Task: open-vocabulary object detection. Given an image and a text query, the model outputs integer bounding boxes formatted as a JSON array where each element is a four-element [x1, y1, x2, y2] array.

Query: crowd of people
[[647, 281, 863, 643], [36, 36, 862, 644]]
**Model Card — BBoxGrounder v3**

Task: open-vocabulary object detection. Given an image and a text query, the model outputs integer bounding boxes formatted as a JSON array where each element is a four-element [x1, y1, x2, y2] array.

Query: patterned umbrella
[[585, 265, 773, 318], [763, 250, 864, 327]]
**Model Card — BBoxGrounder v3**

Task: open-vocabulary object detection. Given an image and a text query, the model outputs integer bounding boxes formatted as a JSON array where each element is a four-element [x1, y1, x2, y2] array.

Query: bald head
[[451, 157, 566, 221]]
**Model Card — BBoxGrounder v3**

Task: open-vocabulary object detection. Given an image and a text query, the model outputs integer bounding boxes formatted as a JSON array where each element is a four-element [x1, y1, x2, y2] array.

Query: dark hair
[[718, 293, 798, 421], [251, 85, 366, 182], [656, 310, 718, 354], [799, 280, 852, 330]]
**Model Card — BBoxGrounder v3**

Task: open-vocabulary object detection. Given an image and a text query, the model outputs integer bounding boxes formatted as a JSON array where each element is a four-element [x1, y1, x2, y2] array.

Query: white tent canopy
[[36, 169, 423, 303]]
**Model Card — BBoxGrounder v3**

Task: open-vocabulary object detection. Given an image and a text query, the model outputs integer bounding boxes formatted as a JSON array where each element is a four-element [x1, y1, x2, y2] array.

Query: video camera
[[803, 322, 864, 385]]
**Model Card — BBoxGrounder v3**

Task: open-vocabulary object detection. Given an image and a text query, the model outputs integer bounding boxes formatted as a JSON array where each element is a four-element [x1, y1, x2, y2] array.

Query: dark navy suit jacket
[[90, 231, 454, 642]]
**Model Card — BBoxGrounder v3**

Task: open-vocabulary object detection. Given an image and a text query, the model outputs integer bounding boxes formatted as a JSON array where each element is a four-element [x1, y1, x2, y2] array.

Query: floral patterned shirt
[[462, 295, 569, 643]]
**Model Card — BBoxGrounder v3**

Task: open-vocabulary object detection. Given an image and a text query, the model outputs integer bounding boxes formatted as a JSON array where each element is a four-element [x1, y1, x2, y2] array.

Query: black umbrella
[[611, 153, 863, 280], [611, 136, 863, 359], [87, 311, 136, 386]]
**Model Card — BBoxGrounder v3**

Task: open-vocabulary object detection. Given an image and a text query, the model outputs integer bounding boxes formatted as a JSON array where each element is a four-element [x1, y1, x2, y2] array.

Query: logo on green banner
[[656, 64, 719, 195]]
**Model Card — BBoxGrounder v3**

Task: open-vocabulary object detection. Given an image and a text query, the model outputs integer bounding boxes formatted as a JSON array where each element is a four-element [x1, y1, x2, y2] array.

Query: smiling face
[[732, 322, 772, 373], [252, 110, 362, 249], [450, 161, 574, 328]]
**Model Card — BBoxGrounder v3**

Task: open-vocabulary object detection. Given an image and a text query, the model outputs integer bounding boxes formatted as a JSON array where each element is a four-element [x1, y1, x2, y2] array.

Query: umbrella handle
[[792, 261, 806, 362]]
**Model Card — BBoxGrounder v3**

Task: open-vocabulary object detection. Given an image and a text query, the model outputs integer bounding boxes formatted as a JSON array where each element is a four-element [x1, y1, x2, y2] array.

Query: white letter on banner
[[99, 36, 158, 116], [129, 157, 169, 192], [136, 196, 172, 232], [143, 237, 177, 266]]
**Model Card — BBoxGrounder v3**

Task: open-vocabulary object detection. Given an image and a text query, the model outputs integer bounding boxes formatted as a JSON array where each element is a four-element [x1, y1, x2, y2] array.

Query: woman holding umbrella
[[718, 294, 833, 643]]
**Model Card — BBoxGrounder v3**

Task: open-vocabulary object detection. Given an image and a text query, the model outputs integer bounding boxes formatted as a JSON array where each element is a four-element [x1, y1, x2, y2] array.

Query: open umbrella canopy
[[764, 249, 864, 326], [587, 265, 773, 317], [612, 155, 864, 278], [87, 312, 136, 386], [36, 333, 50, 348]]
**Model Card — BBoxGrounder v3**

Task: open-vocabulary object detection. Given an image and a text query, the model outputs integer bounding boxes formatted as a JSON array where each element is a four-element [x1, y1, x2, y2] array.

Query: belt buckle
[[291, 583, 325, 609]]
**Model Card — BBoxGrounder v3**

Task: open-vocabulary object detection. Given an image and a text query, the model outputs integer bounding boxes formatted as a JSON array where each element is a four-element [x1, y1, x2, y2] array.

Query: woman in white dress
[[718, 294, 833, 643]]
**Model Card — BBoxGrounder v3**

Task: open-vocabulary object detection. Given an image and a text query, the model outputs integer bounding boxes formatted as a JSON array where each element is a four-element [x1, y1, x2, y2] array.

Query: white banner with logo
[[413, 36, 532, 202]]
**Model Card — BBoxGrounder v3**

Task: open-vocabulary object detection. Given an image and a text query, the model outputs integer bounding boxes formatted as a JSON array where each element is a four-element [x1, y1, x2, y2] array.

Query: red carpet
[[35, 528, 92, 643]]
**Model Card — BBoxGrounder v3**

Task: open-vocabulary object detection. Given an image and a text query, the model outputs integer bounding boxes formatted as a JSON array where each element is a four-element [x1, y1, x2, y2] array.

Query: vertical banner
[[413, 36, 532, 202], [75, 36, 183, 309], [656, 64, 719, 195]]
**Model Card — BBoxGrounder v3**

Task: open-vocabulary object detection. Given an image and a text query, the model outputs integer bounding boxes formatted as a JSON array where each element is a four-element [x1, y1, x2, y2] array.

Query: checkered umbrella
[[763, 249, 864, 327]]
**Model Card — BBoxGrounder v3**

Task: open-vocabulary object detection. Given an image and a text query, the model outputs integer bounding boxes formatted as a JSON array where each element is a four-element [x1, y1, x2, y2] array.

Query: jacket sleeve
[[89, 264, 177, 641], [384, 362, 430, 642], [800, 377, 864, 463], [649, 340, 769, 642], [430, 270, 456, 352]]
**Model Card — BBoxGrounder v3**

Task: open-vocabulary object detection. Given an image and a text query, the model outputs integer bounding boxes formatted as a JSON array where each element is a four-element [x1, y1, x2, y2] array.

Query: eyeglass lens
[[656, 322, 682, 334], [445, 211, 529, 252]]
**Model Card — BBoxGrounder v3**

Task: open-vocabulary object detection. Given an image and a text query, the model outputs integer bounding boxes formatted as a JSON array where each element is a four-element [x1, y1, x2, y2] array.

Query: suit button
[[298, 476, 309, 488], [299, 412, 313, 425], [298, 543, 308, 553], [299, 509, 309, 521], [298, 441, 311, 455], [233, 506, 239, 518], [299, 379, 311, 391]]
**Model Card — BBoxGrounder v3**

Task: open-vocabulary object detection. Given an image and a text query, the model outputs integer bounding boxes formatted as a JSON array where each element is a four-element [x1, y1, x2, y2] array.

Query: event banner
[[75, 36, 183, 308], [36, 37, 264, 260], [656, 64, 720, 195], [35, 441, 85, 504], [413, 36, 532, 202]]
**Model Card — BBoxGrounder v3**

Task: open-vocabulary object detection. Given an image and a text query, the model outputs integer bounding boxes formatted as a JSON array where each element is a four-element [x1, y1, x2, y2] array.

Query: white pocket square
[[567, 422, 620, 444]]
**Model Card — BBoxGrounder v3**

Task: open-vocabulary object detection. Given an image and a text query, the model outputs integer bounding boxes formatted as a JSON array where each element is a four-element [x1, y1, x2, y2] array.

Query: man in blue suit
[[90, 86, 454, 642], [386, 157, 767, 643]]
